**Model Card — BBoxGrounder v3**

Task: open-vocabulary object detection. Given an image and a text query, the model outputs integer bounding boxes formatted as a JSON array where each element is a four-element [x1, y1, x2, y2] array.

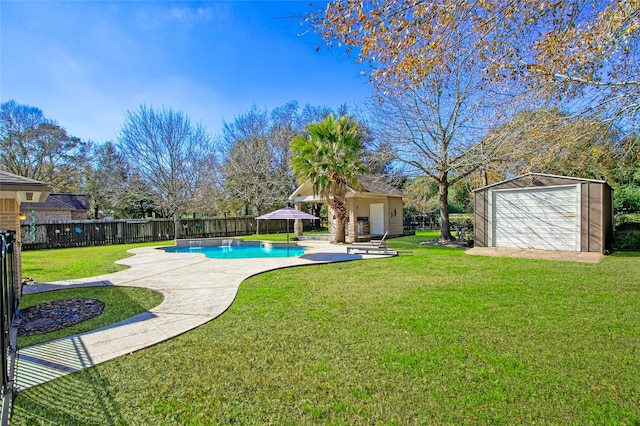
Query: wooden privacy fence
[[20, 217, 292, 250]]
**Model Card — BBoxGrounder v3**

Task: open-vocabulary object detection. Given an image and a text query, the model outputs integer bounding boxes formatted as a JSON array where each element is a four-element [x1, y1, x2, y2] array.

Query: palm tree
[[291, 114, 366, 243]]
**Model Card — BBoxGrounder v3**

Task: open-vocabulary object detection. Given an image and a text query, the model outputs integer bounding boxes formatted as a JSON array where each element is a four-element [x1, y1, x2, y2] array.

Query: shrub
[[613, 185, 640, 214], [449, 214, 474, 230], [449, 214, 474, 240], [614, 213, 640, 251]]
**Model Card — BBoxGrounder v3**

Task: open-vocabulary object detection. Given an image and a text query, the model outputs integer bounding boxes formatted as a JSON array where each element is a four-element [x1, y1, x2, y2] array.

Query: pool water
[[164, 244, 307, 259]]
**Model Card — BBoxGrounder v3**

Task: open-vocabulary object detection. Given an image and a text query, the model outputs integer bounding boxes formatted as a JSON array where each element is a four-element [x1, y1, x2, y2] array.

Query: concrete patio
[[16, 241, 391, 390]]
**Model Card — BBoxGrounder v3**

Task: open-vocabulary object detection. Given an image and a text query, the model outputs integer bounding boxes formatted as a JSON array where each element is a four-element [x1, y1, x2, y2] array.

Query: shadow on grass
[[13, 283, 164, 422], [12, 357, 126, 425]]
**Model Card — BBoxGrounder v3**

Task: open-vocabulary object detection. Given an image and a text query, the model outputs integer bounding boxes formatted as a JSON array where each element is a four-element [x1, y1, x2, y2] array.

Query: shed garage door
[[491, 185, 580, 251]]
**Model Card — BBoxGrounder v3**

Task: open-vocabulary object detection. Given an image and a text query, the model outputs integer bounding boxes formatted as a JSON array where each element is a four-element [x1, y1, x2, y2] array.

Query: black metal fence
[[19, 217, 293, 250], [403, 214, 440, 230], [0, 232, 18, 424]]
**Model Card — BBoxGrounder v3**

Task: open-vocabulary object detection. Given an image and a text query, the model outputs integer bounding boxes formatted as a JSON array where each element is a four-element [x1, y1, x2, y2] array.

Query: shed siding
[[601, 182, 612, 252], [474, 191, 488, 247], [587, 183, 599, 252]]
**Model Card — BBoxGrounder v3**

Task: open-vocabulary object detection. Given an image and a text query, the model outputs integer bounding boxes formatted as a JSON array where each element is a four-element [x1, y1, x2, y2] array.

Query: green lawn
[[21, 240, 174, 283], [12, 233, 640, 424]]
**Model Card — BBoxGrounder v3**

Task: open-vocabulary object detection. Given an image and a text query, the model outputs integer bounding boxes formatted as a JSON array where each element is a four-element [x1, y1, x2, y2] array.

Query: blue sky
[[1, 1, 372, 143]]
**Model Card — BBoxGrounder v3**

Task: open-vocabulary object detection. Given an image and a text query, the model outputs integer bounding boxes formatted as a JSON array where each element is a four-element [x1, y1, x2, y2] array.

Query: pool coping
[[175, 237, 299, 248]]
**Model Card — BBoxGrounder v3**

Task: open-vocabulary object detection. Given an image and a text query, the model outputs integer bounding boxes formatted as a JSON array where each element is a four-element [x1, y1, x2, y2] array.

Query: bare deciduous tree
[[117, 105, 214, 238], [220, 102, 322, 217], [187, 151, 224, 217], [487, 108, 619, 180], [85, 142, 130, 218], [220, 105, 290, 216], [367, 44, 514, 240]]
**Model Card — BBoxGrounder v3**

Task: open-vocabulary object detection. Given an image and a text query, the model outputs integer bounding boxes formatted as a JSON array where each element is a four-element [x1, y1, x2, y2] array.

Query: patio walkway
[[15, 241, 390, 391]]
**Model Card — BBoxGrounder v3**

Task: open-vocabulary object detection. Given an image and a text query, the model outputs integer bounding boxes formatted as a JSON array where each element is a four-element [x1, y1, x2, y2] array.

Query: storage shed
[[473, 173, 613, 253]]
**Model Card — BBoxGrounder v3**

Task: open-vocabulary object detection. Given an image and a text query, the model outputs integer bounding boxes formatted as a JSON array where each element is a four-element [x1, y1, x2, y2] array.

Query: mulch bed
[[16, 298, 105, 337], [419, 238, 474, 249]]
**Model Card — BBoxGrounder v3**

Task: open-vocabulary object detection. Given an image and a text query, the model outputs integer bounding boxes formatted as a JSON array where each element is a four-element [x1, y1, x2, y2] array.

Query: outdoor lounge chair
[[349, 231, 388, 248], [347, 232, 395, 255]]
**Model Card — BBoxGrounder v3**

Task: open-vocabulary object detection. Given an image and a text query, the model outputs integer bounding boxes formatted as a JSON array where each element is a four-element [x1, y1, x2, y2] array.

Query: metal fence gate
[[0, 232, 18, 425]]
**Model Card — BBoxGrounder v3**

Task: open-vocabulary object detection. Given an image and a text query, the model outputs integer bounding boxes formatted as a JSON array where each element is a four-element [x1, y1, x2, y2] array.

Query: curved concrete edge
[[16, 241, 392, 390], [466, 246, 605, 263]]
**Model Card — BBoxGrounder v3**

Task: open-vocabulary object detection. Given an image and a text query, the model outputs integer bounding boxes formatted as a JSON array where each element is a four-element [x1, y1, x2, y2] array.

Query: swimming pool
[[164, 244, 307, 259]]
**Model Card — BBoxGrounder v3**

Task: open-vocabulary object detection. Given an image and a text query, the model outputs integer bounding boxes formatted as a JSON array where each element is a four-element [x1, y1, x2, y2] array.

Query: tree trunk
[[332, 195, 347, 243], [173, 213, 180, 240], [438, 174, 454, 240], [335, 216, 346, 243]]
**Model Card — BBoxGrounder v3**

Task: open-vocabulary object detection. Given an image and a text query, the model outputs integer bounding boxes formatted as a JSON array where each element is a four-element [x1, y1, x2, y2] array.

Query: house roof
[[290, 174, 403, 202], [472, 172, 608, 192], [21, 193, 90, 212], [356, 174, 404, 197], [0, 170, 54, 202], [0, 170, 54, 192]]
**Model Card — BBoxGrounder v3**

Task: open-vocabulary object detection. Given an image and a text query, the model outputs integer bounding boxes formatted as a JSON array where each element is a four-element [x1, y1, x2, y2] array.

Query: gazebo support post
[[347, 198, 357, 243], [294, 203, 304, 238]]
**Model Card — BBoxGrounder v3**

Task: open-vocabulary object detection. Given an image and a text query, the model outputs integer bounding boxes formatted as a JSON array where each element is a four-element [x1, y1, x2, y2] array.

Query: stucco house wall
[[388, 197, 404, 237], [0, 199, 20, 232]]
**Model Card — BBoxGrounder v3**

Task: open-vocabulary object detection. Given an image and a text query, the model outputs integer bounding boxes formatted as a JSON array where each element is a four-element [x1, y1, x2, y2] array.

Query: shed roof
[[472, 173, 608, 193]]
